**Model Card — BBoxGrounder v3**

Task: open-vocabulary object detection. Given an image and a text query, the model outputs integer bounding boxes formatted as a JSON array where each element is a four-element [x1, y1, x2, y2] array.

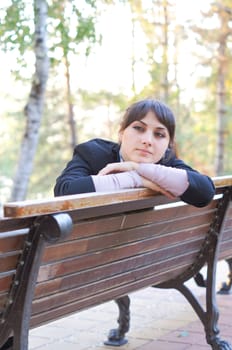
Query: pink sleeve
[[137, 163, 189, 196], [92, 171, 143, 192]]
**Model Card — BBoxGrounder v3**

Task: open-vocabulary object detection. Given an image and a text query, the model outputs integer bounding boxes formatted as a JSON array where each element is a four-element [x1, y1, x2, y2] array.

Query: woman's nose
[[142, 131, 153, 145]]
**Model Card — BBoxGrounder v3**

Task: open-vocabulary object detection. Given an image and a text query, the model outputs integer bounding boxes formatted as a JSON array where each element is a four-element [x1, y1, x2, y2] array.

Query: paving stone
[[135, 340, 189, 350]]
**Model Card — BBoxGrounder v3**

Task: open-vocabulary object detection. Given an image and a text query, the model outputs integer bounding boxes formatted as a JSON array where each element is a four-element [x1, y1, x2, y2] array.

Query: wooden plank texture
[[30, 197, 220, 328], [3, 175, 232, 219]]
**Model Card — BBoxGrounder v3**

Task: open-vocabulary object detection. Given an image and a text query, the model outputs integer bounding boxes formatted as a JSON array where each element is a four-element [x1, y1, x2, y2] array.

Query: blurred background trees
[[0, 0, 231, 204]]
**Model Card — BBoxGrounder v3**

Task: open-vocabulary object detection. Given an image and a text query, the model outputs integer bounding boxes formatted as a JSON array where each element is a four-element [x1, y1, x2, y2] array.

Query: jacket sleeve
[[167, 158, 215, 207], [54, 139, 120, 196], [54, 150, 96, 196], [180, 171, 215, 207]]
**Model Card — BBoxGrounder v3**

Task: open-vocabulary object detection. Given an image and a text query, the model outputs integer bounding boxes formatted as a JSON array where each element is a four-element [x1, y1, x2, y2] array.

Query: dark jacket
[[54, 138, 215, 208]]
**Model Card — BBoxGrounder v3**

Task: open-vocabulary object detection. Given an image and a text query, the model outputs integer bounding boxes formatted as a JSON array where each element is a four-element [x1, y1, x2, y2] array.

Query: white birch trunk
[[10, 0, 49, 201]]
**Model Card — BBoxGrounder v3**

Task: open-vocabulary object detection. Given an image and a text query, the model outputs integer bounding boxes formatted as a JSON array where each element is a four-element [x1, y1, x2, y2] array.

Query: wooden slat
[[219, 202, 232, 259], [41, 212, 212, 264], [35, 250, 198, 299], [212, 175, 232, 188], [33, 253, 196, 315], [0, 255, 19, 274], [224, 218, 232, 230], [124, 200, 217, 229], [221, 229, 232, 242], [0, 216, 34, 233], [40, 200, 217, 265], [0, 274, 14, 294], [3, 188, 158, 218], [30, 264, 191, 328], [0, 293, 8, 310], [57, 201, 216, 243], [219, 241, 232, 260], [37, 233, 204, 287], [0, 235, 25, 254]]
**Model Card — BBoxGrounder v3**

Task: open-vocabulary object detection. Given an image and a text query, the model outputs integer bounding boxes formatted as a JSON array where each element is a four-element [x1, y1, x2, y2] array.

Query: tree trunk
[[161, 0, 169, 103], [10, 0, 49, 201], [215, 39, 226, 175], [214, 5, 232, 175], [131, 14, 136, 95], [64, 55, 77, 149]]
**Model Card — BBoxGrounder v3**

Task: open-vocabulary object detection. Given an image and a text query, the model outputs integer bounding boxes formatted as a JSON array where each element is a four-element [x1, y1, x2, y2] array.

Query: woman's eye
[[154, 132, 165, 138], [133, 125, 144, 132]]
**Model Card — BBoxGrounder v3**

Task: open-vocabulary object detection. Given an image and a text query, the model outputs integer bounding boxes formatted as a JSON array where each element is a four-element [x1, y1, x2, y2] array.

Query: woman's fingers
[[98, 163, 122, 175], [98, 164, 175, 200], [141, 177, 175, 199], [98, 162, 137, 175]]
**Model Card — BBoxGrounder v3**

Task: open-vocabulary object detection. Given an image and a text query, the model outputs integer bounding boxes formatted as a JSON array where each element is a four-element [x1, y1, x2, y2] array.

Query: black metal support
[[0, 213, 73, 350], [0, 337, 13, 350], [104, 296, 130, 346], [203, 189, 232, 349], [156, 188, 232, 350], [194, 272, 207, 287], [195, 257, 232, 294]]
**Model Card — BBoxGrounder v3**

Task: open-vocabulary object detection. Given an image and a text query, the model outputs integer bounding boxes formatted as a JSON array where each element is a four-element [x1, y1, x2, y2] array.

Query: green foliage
[[28, 111, 72, 198], [189, 0, 232, 175], [1, 0, 232, 199], [47, 1, 99, 60], [76, 89, 129, 141], [0, 110, 25, 202], [0, 0, 34, 54]]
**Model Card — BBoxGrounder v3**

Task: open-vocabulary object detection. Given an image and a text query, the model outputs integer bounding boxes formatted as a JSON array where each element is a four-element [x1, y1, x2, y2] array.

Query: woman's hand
[[98, 162, 175, 199], [140, 176, 176, 199], [98, 161, 139, 175]]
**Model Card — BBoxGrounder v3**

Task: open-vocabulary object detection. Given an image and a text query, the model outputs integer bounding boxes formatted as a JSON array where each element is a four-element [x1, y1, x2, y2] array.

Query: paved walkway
[[29, 261, 232, 350]]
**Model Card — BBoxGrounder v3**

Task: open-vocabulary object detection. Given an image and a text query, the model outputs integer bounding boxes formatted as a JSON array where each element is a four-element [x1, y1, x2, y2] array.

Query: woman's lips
[[136, 149, 152, 155]]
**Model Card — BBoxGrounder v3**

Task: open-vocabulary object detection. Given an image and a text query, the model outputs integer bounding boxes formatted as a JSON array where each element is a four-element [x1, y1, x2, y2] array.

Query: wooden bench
[[0, 175, 232, 350]]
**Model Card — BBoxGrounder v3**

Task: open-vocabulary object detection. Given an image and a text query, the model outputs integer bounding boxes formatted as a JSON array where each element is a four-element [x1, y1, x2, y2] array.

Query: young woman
[[54, 98, 215, 207]]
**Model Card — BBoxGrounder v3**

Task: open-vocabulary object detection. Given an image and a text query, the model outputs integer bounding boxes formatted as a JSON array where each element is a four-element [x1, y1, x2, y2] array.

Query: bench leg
[[218, 258, 232, 295], [194, 271, 207, 287], [204, 251, 232, 350], [104, 296, 130, 346], [175, 282, 232, 350], [156, 188, 232, 349], [0, 335, 28, 350], [195, 258, 232, 295], [0, 337, 13, 350]]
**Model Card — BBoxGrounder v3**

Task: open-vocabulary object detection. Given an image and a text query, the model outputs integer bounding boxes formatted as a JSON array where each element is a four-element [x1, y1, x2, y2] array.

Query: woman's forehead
[[139, 111, 168, 130]]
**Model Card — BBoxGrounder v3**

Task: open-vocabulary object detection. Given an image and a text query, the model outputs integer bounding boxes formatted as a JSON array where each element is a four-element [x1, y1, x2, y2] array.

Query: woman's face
[[119, 111, 170, 163]]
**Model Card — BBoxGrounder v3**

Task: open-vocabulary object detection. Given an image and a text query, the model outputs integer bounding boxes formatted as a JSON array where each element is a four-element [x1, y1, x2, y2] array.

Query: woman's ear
[[118, 130, 123, 144]]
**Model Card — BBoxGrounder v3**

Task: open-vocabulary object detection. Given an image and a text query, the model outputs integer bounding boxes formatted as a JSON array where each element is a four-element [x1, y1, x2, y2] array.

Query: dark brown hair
[[119, 98, 176, 149]]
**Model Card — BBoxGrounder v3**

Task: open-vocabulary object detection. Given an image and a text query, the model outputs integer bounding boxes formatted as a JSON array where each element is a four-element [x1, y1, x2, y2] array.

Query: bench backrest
[[1, 176, 232, 330]]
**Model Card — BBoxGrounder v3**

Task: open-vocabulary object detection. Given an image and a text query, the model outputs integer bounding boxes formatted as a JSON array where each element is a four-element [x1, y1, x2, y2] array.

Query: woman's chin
[[131, 156, 154, 164]]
